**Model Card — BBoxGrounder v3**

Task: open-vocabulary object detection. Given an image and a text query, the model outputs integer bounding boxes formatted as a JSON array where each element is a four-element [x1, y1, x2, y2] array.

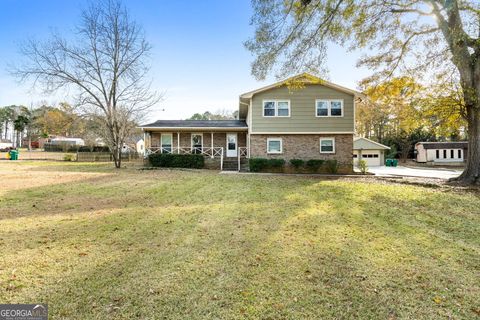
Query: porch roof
[[139, 120, 248, 131]]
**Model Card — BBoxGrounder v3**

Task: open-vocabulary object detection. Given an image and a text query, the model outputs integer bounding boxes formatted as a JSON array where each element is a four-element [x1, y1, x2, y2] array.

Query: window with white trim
[[263, 100, 290, 117], [267, 138, 282, 154], [316, 100, 343, 117], [263, 101, 275, 116], [330, 100, 343, 116], [320, 138, 335, 153], [316, 100, 329, 116]]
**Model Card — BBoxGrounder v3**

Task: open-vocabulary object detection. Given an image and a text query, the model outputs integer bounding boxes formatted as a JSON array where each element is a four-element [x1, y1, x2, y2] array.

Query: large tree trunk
[[455, 104, 480, 184], [112, 144, 122, 169]]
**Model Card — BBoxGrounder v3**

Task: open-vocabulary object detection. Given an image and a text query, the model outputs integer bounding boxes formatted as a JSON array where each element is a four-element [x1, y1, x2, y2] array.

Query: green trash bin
[[9, 150, 18, 160], [385, 159, 392, 167], [392, 159, 398, 167]]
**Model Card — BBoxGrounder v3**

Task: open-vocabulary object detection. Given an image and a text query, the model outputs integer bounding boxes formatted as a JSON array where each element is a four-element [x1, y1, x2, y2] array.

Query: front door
[[226, 133, 237, 157]]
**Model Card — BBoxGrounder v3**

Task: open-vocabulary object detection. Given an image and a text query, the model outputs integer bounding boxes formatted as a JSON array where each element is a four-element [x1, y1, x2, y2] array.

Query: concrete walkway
[[368, 165, 463, 179]]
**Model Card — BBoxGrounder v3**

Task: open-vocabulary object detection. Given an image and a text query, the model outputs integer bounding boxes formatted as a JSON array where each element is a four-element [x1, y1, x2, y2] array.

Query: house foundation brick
[[249, 134, 353, 171]]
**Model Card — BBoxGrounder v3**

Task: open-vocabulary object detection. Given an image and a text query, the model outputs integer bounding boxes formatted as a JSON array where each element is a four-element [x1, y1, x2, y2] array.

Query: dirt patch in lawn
[[0, 162, 111, 193]]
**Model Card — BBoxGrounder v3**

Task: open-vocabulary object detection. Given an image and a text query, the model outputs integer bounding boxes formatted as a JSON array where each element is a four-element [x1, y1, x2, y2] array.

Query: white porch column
[[145, 131, 151, 149], [143, 131, 146, 155], [210, 132, 214, 158], [177, 132, 180, 153], [247, 133, 250, 158]]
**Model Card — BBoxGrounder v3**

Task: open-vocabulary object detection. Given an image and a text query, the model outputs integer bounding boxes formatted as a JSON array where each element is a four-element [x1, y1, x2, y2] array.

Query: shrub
[[249, 158, 285, 172], [63, 154, 75, 161], [249, 158, 269, 172], [148, 153, 204, 169], [358, 159, 368, 174], [268, 159, 285, 168], [78, 146, 111, 152], [325, 159, 339, 174], [290, 159, 304, 168], [306, 159, 324, 171]]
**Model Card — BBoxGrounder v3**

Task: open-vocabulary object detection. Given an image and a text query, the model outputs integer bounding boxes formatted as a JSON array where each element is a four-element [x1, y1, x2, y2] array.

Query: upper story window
[[263, 100, 290, 117], [316, 99, 343, 117]]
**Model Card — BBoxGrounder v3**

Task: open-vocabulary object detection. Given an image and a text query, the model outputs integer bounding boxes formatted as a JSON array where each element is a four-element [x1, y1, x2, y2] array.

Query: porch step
[[222, 160, 238, 171], [222, 159, 249, 171]]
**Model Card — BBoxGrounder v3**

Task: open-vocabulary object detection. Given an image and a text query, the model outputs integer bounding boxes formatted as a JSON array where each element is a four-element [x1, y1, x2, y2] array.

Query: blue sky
[[0, 0, 370, 120]]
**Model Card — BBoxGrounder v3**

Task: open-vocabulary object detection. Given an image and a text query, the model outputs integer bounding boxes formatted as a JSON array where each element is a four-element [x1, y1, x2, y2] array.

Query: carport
[[353, 137, 390, 167]]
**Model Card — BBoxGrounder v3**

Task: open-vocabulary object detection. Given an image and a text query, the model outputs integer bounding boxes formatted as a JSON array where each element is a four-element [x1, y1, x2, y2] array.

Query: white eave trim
[[139, 126, 248, 131], [250, 131, 354, 135]]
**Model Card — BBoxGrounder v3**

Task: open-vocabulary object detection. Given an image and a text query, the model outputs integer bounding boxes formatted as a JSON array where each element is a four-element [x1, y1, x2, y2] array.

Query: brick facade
[[249, 134, 353, 167]]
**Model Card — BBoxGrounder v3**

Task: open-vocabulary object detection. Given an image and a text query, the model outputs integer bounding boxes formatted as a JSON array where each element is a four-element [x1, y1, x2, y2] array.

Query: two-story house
[[140, 73, 362, 171]]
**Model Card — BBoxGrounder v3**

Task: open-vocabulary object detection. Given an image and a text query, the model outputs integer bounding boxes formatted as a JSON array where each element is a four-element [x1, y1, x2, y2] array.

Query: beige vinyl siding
[[251, 84, 354, 133], [353, 138, 390, 150]]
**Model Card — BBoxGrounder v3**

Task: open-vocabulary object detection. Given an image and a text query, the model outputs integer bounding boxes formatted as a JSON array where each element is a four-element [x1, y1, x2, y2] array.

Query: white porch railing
[[146, 146, 249, 171], [146, 147, 224, 170], [238, 147, 249, 171]]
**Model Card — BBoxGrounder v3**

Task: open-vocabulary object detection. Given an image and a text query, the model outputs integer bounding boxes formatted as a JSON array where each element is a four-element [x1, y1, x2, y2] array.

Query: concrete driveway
[[368, 165, 463, 179]]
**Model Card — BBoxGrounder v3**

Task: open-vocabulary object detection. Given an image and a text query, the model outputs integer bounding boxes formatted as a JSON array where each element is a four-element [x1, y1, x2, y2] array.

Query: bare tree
[[12, 0, 160, 168]]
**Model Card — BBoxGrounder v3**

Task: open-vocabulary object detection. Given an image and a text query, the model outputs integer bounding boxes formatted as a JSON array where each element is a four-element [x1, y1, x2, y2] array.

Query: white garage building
[[353, 137, 391, 167]]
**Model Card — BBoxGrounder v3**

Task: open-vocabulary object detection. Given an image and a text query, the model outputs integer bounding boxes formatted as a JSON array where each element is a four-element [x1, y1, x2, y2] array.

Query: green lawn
[[0, 161, 479, 319]]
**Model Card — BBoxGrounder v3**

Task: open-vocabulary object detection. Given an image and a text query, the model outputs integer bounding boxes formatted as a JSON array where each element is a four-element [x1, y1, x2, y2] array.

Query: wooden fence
[[0, 150, 141, 162], [76, 152, 140, 162], [0, 151, 74, 161]]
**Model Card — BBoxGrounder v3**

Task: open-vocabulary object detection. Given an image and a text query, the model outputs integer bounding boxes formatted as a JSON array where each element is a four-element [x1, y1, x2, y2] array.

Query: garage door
[[354, 152, 382, 166]]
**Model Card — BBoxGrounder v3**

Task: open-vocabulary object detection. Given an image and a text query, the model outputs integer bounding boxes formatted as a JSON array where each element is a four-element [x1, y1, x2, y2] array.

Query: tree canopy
[[246, 0, 480, 184], [187, 110, 239, 120]]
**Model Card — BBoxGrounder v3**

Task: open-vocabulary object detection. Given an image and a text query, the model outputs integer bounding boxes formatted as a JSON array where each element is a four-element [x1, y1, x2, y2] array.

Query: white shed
[[0, 139, 13, 150], [353, 137, 391, 167], [415, 141, 467, 165]]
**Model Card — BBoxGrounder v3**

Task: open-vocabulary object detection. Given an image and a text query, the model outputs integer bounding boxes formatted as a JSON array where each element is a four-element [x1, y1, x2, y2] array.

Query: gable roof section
[[139, 120, 248, 130], [417, 141, 468, 149], [239, 73, 364, 99], [354, 137, 390, 150]]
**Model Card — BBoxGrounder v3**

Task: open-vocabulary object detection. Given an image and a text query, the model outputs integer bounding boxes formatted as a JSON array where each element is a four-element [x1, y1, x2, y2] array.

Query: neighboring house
[[136, 139, 145, 155], [415, 141, 468, 165], [50, 137, 85, 146], [0, 139, 13, 151], [139, 73, 362, 171], [353, 137, 390, 167]]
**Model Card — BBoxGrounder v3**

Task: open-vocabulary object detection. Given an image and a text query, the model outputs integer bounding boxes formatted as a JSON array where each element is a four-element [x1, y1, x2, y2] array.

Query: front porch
[[144, 130, 249, 171]]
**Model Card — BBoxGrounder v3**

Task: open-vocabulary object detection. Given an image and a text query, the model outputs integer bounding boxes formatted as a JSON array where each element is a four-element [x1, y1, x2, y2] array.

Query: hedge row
[[44, 144, 111, 152], [77, 146, 111, 152], [148, 153, 204, 169], [248, 158, 285, 172], [249, 158, 339, 173]]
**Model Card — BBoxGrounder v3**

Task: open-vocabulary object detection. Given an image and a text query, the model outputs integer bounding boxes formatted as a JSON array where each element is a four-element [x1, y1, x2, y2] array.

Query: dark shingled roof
[[139, 120, 247, 128], [419, 141, 468, 149]]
